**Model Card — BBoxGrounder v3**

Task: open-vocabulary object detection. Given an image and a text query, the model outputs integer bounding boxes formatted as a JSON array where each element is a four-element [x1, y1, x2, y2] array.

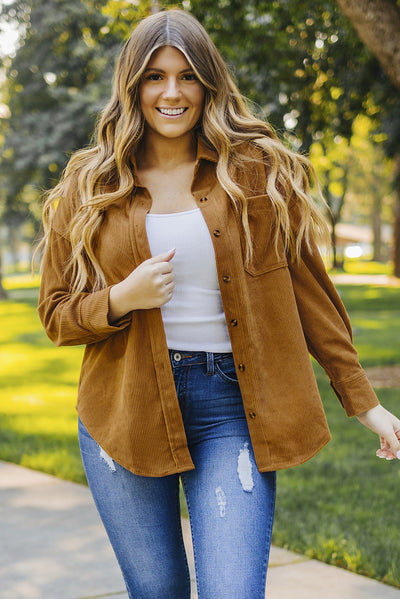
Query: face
[[139, 46, 205, 142]]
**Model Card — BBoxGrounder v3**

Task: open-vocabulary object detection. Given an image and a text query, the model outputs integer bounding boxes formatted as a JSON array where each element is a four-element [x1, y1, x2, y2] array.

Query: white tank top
[[145, 208, 232, 352]]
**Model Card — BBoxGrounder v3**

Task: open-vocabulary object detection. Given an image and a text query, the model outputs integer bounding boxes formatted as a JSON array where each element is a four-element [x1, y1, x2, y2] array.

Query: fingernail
[[396, 450, 400, 460]]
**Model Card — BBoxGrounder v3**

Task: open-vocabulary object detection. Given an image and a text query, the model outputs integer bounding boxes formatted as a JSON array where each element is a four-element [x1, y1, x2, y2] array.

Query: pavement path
[[330, 273, 400, 286], [1, 461, 400, 599]]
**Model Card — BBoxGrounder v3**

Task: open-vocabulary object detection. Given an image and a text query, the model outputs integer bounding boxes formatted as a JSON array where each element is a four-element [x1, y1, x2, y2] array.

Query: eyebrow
[[144, 67, 195, 74]]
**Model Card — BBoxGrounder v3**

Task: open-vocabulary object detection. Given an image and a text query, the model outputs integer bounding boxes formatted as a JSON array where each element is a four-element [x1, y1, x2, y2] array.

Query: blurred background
[[0, 0, 400, 286], [1, 1, 400, 589]]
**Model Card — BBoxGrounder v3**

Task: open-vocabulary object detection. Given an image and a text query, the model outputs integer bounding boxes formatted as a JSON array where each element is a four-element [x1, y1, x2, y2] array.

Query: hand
[[109, 249, 175, 322], [356, 404, 400, 460]]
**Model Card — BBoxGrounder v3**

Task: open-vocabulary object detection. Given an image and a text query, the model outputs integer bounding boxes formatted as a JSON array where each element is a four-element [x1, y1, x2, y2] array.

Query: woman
[[37, 9, 400, 599]]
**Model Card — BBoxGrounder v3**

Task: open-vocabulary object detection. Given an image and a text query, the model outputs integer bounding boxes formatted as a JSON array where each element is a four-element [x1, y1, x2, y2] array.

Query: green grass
[[1, 273, 400, 586], [0, 275, 85, 483]]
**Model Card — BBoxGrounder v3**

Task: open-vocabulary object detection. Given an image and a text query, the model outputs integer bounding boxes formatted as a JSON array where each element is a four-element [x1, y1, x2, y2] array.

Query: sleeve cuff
[[330, 373, 380, 417], [80, 286, 132, 338]]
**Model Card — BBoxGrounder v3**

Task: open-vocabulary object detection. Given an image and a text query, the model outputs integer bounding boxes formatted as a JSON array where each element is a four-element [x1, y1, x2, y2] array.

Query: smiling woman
[[35, 8, 400, 599]]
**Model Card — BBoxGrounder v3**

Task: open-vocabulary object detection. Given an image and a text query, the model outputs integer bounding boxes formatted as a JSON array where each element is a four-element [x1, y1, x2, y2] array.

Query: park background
[[1, 0, 400, 590]]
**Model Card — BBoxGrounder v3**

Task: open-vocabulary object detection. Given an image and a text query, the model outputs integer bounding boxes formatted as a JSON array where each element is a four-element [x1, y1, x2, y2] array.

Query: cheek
[[138, 85, 155, 112], [193, 87, 205, 111]]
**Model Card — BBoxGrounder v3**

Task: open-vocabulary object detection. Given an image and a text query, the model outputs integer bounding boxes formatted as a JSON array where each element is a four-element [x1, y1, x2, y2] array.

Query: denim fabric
[[78, 351, 276, 599]]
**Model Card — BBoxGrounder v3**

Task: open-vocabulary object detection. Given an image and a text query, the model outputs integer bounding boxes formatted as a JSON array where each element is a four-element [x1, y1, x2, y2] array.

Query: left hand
[[356, 404, 400, 460]]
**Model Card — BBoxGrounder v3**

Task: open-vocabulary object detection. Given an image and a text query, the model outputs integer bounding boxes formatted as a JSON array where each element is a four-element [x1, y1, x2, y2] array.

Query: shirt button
[[173, 352, 182, 362], [223, 275, 231, 283], [213, 229, 221, 237], [238, 363, 245, 372], [199, 197, 208, 203], [230, 319, 238, 327], [249, 411, 257, 419]]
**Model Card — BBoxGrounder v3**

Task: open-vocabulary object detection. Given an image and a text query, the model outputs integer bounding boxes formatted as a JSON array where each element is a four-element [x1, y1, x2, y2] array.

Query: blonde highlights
[[38, 9, 328, 294]]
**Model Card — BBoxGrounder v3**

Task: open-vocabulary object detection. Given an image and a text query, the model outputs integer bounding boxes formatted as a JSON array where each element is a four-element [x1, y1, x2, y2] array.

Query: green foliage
[[186, 0, 381, 151], [0, 0, 150, 231]]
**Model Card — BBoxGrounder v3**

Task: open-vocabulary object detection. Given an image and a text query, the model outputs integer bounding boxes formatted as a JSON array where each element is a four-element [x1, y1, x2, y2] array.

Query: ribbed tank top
[[145, 208, 232, 352]]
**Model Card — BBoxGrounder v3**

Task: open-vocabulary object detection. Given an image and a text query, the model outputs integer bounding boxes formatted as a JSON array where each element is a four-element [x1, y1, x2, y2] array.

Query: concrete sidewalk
[[1, 461, 400, 599]]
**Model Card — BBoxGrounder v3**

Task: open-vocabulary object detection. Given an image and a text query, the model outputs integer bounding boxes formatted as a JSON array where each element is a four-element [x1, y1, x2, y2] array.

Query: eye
[[182, 72, 198, 81], [145, 72, 163, 81]]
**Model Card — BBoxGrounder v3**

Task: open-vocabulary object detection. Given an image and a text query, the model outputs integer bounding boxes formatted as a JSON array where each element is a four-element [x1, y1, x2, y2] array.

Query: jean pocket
[[215, 358, 239, 384]]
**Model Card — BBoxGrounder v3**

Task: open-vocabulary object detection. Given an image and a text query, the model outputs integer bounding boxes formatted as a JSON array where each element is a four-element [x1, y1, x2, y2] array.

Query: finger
[[147, 248, 176, 265], [162, 272, 175, 285], [386, 429, 400, 459], [377, 429, 400, 460]]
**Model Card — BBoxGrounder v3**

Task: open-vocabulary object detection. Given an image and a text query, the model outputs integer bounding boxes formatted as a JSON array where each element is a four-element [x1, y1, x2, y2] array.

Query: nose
[[163, 76, 181, 100]]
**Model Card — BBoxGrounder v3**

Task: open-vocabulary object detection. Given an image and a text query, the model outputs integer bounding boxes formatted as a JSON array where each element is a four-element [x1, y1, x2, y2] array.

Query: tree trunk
[[372, 193, 383, 262], [0, 250, 8, 300], [393, 154, 400, 277], [335, 0, 400, 90], [151, 0, 161, 14]]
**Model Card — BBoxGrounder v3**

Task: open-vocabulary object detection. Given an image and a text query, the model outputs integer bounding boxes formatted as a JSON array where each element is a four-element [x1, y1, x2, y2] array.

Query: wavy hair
[[37, 8, 328, 294]]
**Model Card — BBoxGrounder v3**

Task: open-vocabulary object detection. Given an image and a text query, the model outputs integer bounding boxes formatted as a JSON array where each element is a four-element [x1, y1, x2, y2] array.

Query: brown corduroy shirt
[[38, 139, 379, 476]]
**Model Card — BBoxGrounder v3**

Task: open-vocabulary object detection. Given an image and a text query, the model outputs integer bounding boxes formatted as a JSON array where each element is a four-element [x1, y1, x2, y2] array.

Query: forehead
[[146, 46, 191, 70]]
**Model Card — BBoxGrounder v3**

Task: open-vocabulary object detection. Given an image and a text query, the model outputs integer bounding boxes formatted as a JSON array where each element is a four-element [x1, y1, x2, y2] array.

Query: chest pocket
[[245, 195, 288, 277]]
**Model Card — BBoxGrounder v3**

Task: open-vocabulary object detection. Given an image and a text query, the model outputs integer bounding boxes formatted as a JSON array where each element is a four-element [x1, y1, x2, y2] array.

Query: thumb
[[148, 248, 176, 264]]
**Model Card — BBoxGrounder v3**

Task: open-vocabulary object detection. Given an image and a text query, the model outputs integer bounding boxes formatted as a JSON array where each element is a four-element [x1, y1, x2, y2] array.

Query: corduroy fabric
[[38, 138, 379, 476]]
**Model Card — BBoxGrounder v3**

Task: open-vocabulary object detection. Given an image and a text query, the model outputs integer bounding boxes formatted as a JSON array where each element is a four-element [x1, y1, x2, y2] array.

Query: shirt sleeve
[[38, 227, 132, 347], [288, 213, 379, 417]]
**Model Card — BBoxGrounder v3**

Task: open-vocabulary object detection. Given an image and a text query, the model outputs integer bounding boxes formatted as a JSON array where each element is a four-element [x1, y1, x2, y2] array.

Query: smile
[[157, 107, 188, 116]]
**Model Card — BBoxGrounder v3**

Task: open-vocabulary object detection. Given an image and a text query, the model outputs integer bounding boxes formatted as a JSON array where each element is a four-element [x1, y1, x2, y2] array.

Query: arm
[[38, 228, 132, 346], [288, 216, 400, 460], [38, 228, 175, 346]]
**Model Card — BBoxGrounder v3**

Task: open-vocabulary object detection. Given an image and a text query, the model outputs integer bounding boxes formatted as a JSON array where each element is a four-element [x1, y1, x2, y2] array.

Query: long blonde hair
[[38, 8, 328, 294]]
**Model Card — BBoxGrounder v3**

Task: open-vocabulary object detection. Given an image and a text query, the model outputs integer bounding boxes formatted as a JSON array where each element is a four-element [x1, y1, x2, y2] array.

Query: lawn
[[1, 273, 400, 586]]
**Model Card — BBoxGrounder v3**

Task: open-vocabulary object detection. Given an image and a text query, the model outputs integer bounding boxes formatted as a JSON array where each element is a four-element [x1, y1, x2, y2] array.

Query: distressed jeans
[[78, 351, 276, 599]]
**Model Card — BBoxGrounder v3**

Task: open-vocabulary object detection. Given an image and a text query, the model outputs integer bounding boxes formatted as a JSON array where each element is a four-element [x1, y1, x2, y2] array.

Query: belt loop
[[206, 352, 215, 375]]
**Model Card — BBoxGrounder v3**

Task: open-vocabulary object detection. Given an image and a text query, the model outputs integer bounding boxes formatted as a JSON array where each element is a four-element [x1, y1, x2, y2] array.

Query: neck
[[137, 130, 197, 170]]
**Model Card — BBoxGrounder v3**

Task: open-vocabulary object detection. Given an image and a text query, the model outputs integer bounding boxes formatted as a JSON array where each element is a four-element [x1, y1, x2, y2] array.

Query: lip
[[156, 107, 188, 117]]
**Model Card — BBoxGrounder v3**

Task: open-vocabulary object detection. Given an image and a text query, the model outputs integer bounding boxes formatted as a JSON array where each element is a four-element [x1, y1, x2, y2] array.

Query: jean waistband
[[169, 350, 233, 370]]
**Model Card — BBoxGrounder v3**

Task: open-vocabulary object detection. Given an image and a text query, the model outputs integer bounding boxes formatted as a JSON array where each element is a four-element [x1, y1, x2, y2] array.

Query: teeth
[[158, 108, 186, 116]]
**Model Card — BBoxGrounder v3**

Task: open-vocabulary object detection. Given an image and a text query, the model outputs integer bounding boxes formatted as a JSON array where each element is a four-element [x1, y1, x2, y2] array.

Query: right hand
[[109, 249, 175, 322]]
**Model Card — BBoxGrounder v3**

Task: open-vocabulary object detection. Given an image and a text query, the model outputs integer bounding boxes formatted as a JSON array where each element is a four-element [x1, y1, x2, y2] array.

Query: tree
[[311, 114, 395, 266], [334, 0, 400, 274]]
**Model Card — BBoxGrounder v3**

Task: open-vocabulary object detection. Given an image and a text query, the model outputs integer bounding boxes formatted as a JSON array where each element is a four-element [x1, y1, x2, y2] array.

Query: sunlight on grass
[[342, 260, 392, 276], [3, 273, 41, 289], [0, 281, 84, 483]]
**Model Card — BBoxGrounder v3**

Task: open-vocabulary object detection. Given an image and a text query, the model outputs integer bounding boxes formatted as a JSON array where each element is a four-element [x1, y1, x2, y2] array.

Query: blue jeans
[[78, 351, 276, 599]]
